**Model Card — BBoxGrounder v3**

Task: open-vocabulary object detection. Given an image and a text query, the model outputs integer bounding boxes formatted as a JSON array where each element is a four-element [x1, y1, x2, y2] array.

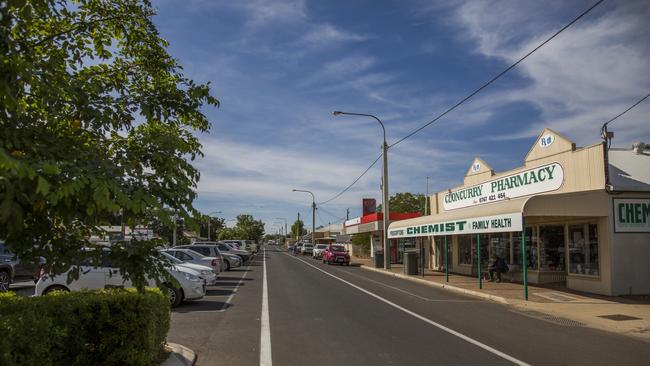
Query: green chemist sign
[[388, 213, 522, 239], [614, 198, 650, 233]]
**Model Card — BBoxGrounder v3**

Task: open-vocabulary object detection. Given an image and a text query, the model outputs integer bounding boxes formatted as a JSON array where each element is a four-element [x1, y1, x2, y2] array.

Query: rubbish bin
[[374, 251, 384, 268], [404, 250, 419, 275]]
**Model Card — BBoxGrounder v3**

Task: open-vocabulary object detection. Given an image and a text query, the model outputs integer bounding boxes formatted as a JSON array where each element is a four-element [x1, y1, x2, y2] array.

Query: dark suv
[[0, 242, 42, 291]]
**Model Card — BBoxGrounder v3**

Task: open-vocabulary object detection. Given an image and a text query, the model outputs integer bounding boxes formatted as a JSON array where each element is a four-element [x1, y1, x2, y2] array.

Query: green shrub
[[0, 288, 170, 366]]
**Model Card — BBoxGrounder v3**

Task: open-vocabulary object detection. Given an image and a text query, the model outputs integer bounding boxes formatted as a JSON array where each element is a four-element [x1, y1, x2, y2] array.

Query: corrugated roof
[[608, 148, 650, 191]]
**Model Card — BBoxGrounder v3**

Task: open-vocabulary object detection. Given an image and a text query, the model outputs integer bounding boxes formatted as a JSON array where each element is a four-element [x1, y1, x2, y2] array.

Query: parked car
[[215, 242, 251, 262], [323, 245, 350, 266], [293, 243, 303, 255], [159, 251, 217, 285], [0, 241, 43, 291], [287, 245, 295, 252], [160, 248, 221, 275], [301, 243, 314, 256], [219, 240, 243, 250], [35, 248, 206, 307], [312, 244, 328, 259], [180, 243, 242, 271], [245, 240, 259, 253]]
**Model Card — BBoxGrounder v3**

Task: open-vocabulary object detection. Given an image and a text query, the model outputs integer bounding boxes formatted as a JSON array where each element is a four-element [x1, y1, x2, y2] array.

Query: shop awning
[[387, 197, 528, 239]]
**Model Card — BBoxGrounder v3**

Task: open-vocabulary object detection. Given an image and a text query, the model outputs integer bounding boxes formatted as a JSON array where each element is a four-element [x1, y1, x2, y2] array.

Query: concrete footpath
[[353, 257, 650, 342]]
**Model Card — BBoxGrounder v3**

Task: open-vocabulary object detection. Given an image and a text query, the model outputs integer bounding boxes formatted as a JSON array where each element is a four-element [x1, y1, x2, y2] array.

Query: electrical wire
[[318, 206, 346, 222], [600, 93, 650, 148], [314, 0, 605, 206], [389, 0, 606, 148], [317, 154, 382, 205]]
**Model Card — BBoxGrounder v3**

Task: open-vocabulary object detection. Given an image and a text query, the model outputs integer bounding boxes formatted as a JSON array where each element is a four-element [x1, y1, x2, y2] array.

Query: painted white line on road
[[260, 248, 273, 366], [288, 254, 530, 366], [217, 256, 254, 312]]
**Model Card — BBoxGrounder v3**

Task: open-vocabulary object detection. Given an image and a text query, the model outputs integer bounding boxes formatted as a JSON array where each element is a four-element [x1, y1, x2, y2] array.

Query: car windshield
[[330, 246, 345, 252], [183, 249, 206, 258], [316, 245, 327, 249], [160, 251, 184, 264], [304, 244, 313, 248]]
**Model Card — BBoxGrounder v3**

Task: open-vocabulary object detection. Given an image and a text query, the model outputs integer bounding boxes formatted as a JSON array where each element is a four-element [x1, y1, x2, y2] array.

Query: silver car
[[159, 251, 217, 285], [312, 244, 328, 259], [216, 243, 252, 262], [179, 243, 242, 271], [161, 248, 221, 275]]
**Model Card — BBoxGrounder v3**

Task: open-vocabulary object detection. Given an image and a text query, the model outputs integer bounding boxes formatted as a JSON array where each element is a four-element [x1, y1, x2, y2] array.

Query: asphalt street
[[167, 246, 650, 366]]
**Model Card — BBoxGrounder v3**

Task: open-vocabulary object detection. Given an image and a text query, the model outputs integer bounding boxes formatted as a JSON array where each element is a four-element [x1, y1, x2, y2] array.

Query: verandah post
[[522, 216, 528, 301], [444, 236, 449, 283], [477, 234, 482, 289]]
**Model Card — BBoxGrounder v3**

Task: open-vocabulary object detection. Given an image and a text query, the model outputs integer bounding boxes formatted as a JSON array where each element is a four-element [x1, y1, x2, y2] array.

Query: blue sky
[[151, 0, 650, 233]]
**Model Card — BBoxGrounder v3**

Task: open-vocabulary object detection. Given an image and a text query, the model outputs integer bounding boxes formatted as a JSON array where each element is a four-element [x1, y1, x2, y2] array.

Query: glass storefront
[[539, 225, 566, 271], [489, 232, 510, 262], [568, 223, 599, 276], [459, 235, 472, 265], [433, 236, 453, 271], [513, 227, 538, 270]]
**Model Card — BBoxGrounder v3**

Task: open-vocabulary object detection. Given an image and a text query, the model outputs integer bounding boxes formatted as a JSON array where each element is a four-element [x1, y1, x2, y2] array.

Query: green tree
[[291, 219, 307, 239], [0, 1, 219, 292], [377, 192, 426, 215], [217, 227, 237, 241], [351, 233, 371, 257], [197, 215, 225, 240], [233, 214, 265, 242]]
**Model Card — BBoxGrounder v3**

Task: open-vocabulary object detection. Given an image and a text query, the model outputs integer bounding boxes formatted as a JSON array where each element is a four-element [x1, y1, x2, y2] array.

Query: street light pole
[[292, 189, 316, 247], [275, 217, 288, 245], [333, 111, 390, 269]]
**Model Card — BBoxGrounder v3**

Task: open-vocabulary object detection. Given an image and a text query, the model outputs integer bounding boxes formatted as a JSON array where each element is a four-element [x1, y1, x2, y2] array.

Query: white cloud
[[300, 23, 367, 45], [449, 0, 650, 145]]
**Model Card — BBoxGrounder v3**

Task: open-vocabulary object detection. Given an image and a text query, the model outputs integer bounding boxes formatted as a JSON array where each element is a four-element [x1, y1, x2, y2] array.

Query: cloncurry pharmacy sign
[[444, 162, 564, 210], [613, 198, 650, 233], [388, 213, 522, 239]]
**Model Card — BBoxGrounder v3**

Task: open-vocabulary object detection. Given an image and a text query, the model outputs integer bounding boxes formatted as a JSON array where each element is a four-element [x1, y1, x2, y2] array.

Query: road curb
[[359, 264, 509, 304], [161, 343, 197, 366]]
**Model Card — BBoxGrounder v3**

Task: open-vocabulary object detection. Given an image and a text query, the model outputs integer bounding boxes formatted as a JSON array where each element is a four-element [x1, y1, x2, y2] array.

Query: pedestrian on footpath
[[488, 254, 508, 283]]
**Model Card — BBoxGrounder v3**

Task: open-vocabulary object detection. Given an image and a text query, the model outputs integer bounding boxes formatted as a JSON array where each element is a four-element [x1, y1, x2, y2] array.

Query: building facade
[[388, 129, 650, 296]]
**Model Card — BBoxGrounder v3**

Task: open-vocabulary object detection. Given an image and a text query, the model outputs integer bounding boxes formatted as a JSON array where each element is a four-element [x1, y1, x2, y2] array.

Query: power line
[[389, 0, 606, 148], [317, 154, 382, 205], [318, 206, 346, 222], [601, 93, 649, 130], [601, 93, 650, 149]]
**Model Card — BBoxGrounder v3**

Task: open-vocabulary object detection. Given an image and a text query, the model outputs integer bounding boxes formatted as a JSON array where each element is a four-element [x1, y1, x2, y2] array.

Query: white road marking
[[288, 254, 530, 366], [260, 248, 273, 366]]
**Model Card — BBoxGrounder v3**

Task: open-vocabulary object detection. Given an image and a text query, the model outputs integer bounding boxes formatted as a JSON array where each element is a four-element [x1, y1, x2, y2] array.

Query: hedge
[[0, 288, 170, 366]]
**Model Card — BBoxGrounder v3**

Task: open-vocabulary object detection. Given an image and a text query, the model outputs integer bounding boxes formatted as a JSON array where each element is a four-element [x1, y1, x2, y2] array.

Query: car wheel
[[0, 270, 11, 292], [165, 285, 183, 308], [43, 285, 69, 295], [224, 261, 231, 271]]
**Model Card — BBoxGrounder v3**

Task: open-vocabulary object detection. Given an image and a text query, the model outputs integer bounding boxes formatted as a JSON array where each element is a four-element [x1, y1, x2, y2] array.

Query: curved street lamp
[[292, 189, 316, 246], [333, 111, 390, 269]]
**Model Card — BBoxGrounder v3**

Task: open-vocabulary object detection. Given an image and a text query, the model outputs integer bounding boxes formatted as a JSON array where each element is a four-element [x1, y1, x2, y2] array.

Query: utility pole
[[346, 208, 350, 220], [297, 212, 300, 240], [426, 176, 429, 215], [333, 111, 390, 269], [292, 189, 316, 247]]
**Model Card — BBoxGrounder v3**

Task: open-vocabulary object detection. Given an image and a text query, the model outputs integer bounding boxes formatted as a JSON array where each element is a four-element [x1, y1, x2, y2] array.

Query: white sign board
[[344, 217, 361, 227], [443, 162, 564, 210], [613, 198, 650, 233], [388, 213, 523, 239]]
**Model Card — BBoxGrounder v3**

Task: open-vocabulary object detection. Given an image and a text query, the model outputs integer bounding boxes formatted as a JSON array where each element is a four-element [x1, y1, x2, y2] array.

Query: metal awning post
[[477, 234, 482, 289], [522, 216, 528, 301], [444, 236, 449, 283]]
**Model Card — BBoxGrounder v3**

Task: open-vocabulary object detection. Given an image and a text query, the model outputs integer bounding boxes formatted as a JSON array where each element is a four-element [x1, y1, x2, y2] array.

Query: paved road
[[169, 246, 650, 365]]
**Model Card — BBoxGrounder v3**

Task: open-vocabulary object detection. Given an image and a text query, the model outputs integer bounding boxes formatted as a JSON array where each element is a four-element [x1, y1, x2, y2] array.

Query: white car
[[34, 250, 206, 307], [161, 248, 221, 275], [312, 244, 328, 259], [159, 251, 217, 285]]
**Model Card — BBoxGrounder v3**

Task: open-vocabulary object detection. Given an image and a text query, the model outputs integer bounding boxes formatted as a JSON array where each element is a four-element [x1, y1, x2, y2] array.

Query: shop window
[[433, 236, 452, 270], [489, 233, 510, 263], [568, 224, 600, 276], [458, 235, 472, 265], [539, 225, 565, 271], [474, 234, 489, 267], [513, 227, 538, 270]]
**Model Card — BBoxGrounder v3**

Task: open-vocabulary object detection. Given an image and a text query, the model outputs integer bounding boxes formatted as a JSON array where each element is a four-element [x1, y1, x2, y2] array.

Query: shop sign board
[[613, 198, 650, 233], [388, 213, 522, 239], [443, 162, 564, 210], [344, 217, 361, 227]]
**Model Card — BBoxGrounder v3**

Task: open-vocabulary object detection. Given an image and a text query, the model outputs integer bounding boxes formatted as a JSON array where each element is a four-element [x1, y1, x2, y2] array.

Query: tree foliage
[[291, 219, 306, 239], [0, 1, 219, 291], [232, 214, 265, 242], [377, 192, 426, 215]]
